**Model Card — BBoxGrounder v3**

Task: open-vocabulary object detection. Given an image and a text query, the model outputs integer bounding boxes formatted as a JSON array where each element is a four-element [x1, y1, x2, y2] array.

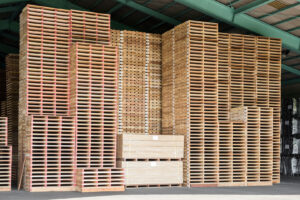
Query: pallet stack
[[70, 43, 124, 192], [0, 117, 12, 191], [162, 21, 219, 187], [162, 21, 281, 187], [219, 33, 281, 183], [111, 30, 161, 135], [5, 54, 19, 184], [19, 4, 122, 192]]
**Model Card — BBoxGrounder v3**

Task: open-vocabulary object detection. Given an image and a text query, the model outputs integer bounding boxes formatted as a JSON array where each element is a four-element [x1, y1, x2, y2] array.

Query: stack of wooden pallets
[[70, 43, 124, 192], [19, 4, 123, 192], [5, 54, 19, 184], [219, 33, 281, 184], [0, 117, 12, 191], [111, 30, 162, 135], [162, 21, 281, 187], [162, 21, 219, 187]]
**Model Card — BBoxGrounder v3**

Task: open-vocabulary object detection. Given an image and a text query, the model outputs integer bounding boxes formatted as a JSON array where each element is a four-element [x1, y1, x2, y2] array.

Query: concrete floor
[[1, 176, 300, 200]]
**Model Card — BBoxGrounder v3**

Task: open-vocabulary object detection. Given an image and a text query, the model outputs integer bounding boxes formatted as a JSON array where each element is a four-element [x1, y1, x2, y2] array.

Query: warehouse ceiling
[[0, 0, 300, 94]]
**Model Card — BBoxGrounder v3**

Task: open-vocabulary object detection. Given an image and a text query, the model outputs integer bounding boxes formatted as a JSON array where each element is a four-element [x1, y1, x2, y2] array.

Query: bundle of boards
[[0, 4, 282, 192]]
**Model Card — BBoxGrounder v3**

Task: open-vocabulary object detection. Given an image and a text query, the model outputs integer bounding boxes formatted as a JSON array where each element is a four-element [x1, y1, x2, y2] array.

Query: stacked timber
[[70, 43, 124, 192], [162, 21, 281, 187], [117, 134, 184, 187], [5, 54, 19, 184], [162, 21, 219, 187], [219, 33, 281, 183], [111, 30, 161, 135], [0, 117, 12, 191], [19, 4, 115, 192]]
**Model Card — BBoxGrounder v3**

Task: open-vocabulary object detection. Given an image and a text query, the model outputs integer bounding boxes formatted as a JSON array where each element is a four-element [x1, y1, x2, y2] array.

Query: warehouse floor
[[1, 176, 300, 200]]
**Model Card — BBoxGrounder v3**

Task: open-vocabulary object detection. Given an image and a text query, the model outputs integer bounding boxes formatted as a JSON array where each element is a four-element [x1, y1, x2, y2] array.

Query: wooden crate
[[119, 161, 183, 186], [23, 116, 76, 192], [117, 134, 184, 159], [111, 30, 162, 135], [76, 168, 125, 192], [0, 145, 12, 192], [70, 43, 118, 169], [162, 21, 219, 187]]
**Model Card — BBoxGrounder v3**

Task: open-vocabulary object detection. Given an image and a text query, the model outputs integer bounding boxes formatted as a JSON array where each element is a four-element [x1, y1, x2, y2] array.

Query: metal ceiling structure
[[0, 0, 299, 90]]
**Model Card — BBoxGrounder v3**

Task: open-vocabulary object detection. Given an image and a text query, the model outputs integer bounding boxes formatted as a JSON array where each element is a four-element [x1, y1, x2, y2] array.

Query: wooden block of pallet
[[117, 134, 184, 159], [119, 161, 183, 186], [76, 168, 125, 192], [230, 106, 247, 122], [0, 145, 12, 192]]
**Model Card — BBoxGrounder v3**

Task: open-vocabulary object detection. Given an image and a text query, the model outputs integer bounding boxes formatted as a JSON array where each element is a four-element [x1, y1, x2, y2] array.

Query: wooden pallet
[[111, 30, 162, 135], [0, 145, 12, 192], [76, 168, 125, 192], [0, 101, 7, 117], [23, 115, 76, 192], [70, 43, 118, 169]]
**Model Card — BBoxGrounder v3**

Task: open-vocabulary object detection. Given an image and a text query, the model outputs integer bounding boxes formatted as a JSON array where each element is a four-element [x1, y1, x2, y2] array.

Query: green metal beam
[[0, 0, 28, 5], [120, 0, 152, 21], [175, 0, 300, 55], [90, 0, 104, 8], [116, 0, 180, 25], [258, 2, 300, 19], [0, 5, 22, 13], [107, 3, 123, 14], [282, 64, 300, 76], [283, 55, 299, 61], [33, 0, 135, 30], [0, 43, 18, 53], [133, 1, 176, 26], [234, 0, 274, 14], [149, 8, 191, 31]]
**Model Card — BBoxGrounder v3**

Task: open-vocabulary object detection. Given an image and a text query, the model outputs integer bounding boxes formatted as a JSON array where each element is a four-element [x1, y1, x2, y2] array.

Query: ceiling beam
[[234, 0, 274, 14], [282, 64, 300, 76], [116, 0, 180, 25], [0, 0, 28, 5], [33, 0, 135, 30], [175, 0, 300, 55], [0, 5, 22, 13], [133, 1, 176, 26]]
